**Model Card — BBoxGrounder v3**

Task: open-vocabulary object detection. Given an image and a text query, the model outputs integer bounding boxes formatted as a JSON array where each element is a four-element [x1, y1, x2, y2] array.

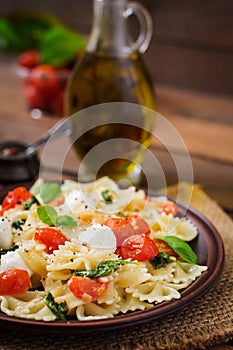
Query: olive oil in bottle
[[66, 0, 156, 184]]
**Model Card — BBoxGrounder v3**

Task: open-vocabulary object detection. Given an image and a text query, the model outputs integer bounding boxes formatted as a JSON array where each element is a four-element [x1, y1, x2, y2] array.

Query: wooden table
[[0, 52, 232, 213], [0, 52, 232, 349]]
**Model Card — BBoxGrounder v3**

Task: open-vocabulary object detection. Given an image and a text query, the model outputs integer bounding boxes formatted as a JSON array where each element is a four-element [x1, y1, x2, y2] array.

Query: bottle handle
[[125, 1, 153, 53]]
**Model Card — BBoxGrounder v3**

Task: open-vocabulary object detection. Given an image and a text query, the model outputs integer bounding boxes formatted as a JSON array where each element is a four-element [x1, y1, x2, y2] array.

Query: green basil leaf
[[39, 26, 86, 67], [72, 260, 139, 279], [56, 215, 77, 227], [162, 236, 198, 264], [12, 219, 26, 231], [101, 189, 113, 203], [0, 18, 22, 52], [39, 182, 61, 204], [149, 252, 173, 269], [44, 292, 68, 320], [37, 206, 58, 226], [0, 12, 56, 53], [23, 195, 40, 210]]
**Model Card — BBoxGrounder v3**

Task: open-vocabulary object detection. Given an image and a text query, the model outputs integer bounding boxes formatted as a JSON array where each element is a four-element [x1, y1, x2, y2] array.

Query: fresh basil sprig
[[149, 252, 174, 269], [162, 236, 198, 264], [72, 260, 139, 279], [39, 182, 62, 204], [0, 12, 86, 66], [37, 206, 58, 226], [44, 292, 68, 320], [56, 215, 77, 227], [37, 206, 77, 227]]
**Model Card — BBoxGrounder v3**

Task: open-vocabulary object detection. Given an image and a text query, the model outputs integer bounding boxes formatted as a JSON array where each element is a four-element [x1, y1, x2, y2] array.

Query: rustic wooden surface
[[1, 0, 233, 96], [0, 52, 232, 213]]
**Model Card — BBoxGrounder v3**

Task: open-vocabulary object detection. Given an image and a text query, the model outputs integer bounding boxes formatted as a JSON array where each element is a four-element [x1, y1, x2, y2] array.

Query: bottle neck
[[86, 0, 133, 56]]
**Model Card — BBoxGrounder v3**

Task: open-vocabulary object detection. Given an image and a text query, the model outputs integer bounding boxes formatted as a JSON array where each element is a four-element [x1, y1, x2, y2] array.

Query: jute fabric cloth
[[0, 183, 232, 350]]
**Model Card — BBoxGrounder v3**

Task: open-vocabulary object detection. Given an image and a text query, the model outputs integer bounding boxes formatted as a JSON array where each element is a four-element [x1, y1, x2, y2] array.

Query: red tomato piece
[[68, 276, 109, 302], [30, 65, 60, 94], [127, 214, 151, 235], [0, 268, 31, 295], [24, 84, 47, 110], [154, 239, 179, 258], [120, 234, 159, 262], [163, 200, 178, 216], [34, 227, 69, 254], [46, 195, 64, 207], [1, 187, 32, 214], [18, 50, 39, 69], [103, 217, 135, 247], [50, 88, 65, 115]]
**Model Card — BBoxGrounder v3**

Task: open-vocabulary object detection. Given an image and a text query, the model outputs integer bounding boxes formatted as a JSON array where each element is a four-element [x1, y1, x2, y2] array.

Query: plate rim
[[0, 197, 225, 331]]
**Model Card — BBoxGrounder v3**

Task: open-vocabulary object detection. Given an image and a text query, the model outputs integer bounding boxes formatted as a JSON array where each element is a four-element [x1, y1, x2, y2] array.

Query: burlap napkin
[[0, 183, 232, 350]]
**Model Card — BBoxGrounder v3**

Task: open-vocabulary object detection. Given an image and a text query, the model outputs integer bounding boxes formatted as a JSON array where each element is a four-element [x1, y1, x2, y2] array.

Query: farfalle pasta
[[0, 177, 207, 321]]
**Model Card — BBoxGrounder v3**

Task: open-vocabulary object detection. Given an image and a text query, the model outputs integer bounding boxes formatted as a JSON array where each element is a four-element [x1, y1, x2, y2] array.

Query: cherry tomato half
[[0, 268, 31, 295], [30, 65, 60, 94], [18, 50, 39, 69], [1, 187, 32, 214], [68, 276, 109, 302], [163, 200, 178, 216], [34, 227, 69, 254], [154, 239, 179, 258], [127, 214, 151, 235], [120, 234, 159, 262], [103, 218, 135, 247]]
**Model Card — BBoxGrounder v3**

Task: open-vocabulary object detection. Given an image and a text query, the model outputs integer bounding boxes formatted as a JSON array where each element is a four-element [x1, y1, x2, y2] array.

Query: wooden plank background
[[1, 0, 233, 96]]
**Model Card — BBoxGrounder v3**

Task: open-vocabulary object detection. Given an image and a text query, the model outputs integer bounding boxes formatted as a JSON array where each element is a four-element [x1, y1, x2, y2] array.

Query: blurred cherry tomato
[[30, 65, 60, 94], [0, 269, 31, 295], [1, 187, 32, 214], [127, 214, 151, 235], [163, 200, 178, 216], [18, 50, 39, 69], [103, 218, 135, 247], [120, 234, 159, 261], [154, 239, 179, 258], [68, 276, 109, 302], [34, 227, 69, 254], [50, 88, 65, 115], [24, 84, 47, 110]]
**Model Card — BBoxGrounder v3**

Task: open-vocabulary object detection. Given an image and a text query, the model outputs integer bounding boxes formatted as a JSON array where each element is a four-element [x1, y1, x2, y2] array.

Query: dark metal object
[[0, 141, 40, 184]]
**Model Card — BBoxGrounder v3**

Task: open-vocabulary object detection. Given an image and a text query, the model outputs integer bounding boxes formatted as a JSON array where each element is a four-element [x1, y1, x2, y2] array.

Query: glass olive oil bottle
[[66, 0, 156, 184]]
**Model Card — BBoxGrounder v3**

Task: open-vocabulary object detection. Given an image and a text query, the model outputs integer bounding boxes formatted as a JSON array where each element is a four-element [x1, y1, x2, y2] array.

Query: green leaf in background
[[39, 26, 86, 67], [37, 206, 58, 226], [39, 182, 62, 204], [0, 12, 59, 53], [56, 215, 77, 227], [162, 236, 198, 265]]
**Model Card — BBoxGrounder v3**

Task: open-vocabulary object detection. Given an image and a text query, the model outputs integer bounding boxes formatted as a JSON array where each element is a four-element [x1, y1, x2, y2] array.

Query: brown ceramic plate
[[0, 198, 224, 332]]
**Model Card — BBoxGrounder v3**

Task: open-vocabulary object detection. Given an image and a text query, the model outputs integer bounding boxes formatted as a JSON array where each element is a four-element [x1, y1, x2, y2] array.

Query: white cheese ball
[[79, 223, 116, 252], [0, 251, 33, 277], [65, 190, 88, 213]]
